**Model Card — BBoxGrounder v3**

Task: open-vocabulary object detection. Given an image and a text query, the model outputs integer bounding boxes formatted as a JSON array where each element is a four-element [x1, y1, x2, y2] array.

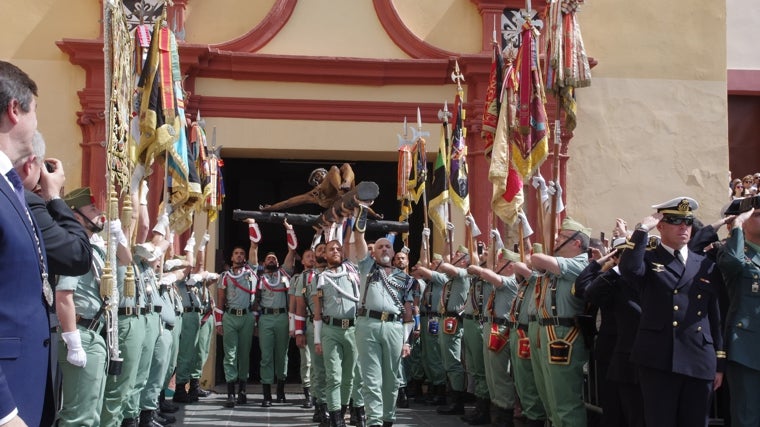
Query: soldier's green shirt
[[482, 275, 519, 320], [257, 269, 290, 309], [464, 277, 487, 316], [430, 268, 470, 314], [312, 262, 360, 319], [177, 277, 202, 309], [56, 248, 104, 319], [421, 276, 443, 315], [540, 253, 588, 317], [358, 256, 414, 314], [295, 267, 322, 317], [219, 264, 257, 309]]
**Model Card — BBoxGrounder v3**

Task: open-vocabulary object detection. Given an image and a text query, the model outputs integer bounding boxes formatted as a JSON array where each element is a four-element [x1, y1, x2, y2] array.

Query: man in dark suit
[[15, 130, 92, 426], [0, 60, 52, 427], [619, 197, 725, 427]]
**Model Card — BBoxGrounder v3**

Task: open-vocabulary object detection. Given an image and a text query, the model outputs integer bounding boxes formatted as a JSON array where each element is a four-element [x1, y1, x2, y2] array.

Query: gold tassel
[[101, 263, 114, 300], [121, 196, 133, 234], [123, 263, 135, 298]]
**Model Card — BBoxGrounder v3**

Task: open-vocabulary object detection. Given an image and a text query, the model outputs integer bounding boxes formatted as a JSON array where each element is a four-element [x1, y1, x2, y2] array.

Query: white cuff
[[313, 319, 323, 344]]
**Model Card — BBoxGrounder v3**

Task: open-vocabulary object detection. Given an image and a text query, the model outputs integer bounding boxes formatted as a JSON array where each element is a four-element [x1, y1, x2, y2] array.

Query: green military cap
[[499, 248, 521, 263], [432, 253, 443, 261], [63, 187, 95, 210], [456, 244, 469, 254], [652, 196, 698, 217], [561, 217, 591, 238]]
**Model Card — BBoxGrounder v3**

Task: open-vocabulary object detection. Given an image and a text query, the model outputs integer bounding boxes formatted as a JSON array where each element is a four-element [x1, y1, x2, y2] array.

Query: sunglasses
[[661, 216, 694, 226]]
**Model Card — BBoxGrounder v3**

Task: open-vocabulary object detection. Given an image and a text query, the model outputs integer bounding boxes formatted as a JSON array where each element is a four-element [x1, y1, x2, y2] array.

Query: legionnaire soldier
[[289, 246, 313, 409], [55, 187, 118, 426], [393, 249, 423, 408], [349, 207, 416, 427], [295, 242, 330, 423], [313, 239, 362, 427], [469, 248, 521, 427], [529, 218, 591, 427], [216, 219, 258, 408], [191, 232, 217, 400], [620, 197, 725, 427], [251, 219, 297, 406], [716, 201, 760, 427], [413, 243, 471, 415], [411, 250, 447, 406]]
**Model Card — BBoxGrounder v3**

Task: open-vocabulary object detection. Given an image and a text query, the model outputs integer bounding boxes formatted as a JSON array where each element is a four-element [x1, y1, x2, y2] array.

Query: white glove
[[531, 175, 547, 192], [62, 330, 87, 368], [551, 182, 565, 213], [153, 211, 170, 236], [131, 164, 146, 195], [139, 180, 149, 206], [422, 227, 431, 238], [490, 228, 504, 250], [465, 214, 481, 237], [446, 222, 455, 231], [163, 258, 185, 271], [108, 219, 128, 247], [159, 272, 179, 285], [200, 232, 211, 247], [517, 211, 534, 237], [187, 273, 203, 286], [184, 232, 196, 253], [401, 246, 410, 254], [206, 272, 220, 281]]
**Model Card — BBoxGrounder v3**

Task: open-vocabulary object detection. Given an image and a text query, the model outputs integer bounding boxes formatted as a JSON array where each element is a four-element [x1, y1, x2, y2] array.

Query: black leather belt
[[143, 305, 161, 314], [510, 322, 529, 331], [323, 316, 356, 329], [164, 322, 174, 331], [419, 311, 433, 317], [488, 317, 509, 326], [358, 308, 400, 322], [261, 307, 286, 315], [463, 314, 480, 321], [538, 317, 575, 327], [227, 308, 249, 316], [528, 315, 538, 322], [117, 307, 146, 316], [76, 317, 99, 330], [443, 311, 461, 318], [184, 307, 202, 313]]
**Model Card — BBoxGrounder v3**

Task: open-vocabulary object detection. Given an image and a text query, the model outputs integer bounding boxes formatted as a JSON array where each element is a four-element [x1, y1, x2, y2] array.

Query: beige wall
[[0, 0, 730, 237], [727, 0, 760, 69]]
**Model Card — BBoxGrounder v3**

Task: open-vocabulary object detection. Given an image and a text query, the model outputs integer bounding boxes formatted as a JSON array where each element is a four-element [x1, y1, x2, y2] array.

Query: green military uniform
[[536, 253, 589, 427], [419, 277, 446, 403], [406, 278, 426, 393], [161, 280, 184, 399], [123, 261, 161, 423], [219, 263, 257, 394], [101, 263, 147, 427], [256, 269, 290, 395], [56, 245, 108, 426], [174, 275, 204, 401], [430, 269, 470, 395], [192, 281, 215, 385], [289, 273, 311, 398], [314, 261, 360, 417], [463, 276, 488, 402], [509, 275, 548, 424], [356, 256, 415, 426], [482, 272, 519, 422], [296, 266, 328, 418], [139, 275, 175, 420]]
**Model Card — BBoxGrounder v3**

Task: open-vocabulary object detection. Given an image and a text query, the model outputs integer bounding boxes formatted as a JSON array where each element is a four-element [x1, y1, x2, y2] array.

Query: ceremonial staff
[[438, 100, 454, 260], [413, 108, 431, 265]]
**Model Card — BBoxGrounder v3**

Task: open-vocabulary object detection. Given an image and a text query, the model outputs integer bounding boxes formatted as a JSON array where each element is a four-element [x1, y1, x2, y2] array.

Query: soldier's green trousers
[[222, 311, 255, 382], [509, 326, 547, 421], [258, 311, 289, 384], [351, 354, 364, 406], [124, 312, 159, 419], [483, 322, 515, 409], [356, 317, 403, 426], [420, 315, 446, 386], [142, 323, 173, 409], [176, 311, 200, 383], [439, 318, 465, 391], [464, 317, 488, 399], [191, 315, 213, 379], [537, 324, 589, 427], [101, 315, 145, 426], [322, 324, 357, 411], [299, 341, 311, 388], [57, 326, 107, 427], [306, 320, 326, 404], [163, 315, 183, 389]]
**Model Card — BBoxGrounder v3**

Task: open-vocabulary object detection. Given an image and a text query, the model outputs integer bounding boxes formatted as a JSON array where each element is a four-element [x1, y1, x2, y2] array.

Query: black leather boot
[[313, 401, 323, 422], [349, 402, 358, 426], [261, 383, 273, 407], [329, 410, 347, 427], [159, 390, 179, 413], [172, 382, 192, 403], [276, 379, 287, 403], [491, 406, 516, 427], [152, 410, 174, 426], [302, 386, 313, 408], [223, 382, 236, 408], [186, 378, 200, 402], [426, 384, 447, 406], [381, 422, 393, 427], [436, 390, 464, 415], [466, 398, 491, 425], [396, 387, 409, 408], [190, 378, 211, 397], [236, 380, 247, 404], [354, 406, 366, 427], [525, 418, 546, 427], [120, 418, 137, 427], [138, 410, 161, 427]]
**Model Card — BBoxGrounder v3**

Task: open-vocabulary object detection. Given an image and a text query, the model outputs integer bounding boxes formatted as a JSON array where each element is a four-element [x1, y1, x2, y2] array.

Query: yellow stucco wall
[[727, 0, 760, 69]]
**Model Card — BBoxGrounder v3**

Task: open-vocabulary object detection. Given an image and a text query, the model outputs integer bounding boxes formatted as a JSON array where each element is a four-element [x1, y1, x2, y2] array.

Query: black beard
[[265, 264, 278, 272], [86, 221, 103, 234], [315, 256, 327, 264]]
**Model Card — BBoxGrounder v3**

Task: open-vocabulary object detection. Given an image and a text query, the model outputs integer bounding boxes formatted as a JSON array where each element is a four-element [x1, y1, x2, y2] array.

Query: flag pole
[[449, 61, 466, 260], [416, 108, 431, 265], [549, 119, 561, 255]]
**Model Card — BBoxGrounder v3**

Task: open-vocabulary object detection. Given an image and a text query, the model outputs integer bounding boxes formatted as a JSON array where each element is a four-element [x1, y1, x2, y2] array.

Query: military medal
[[752, 282, 759, 293]]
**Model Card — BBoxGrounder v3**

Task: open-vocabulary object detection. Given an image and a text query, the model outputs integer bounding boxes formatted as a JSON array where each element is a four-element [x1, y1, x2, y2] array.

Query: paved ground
[[169, 383, 528, 426]]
